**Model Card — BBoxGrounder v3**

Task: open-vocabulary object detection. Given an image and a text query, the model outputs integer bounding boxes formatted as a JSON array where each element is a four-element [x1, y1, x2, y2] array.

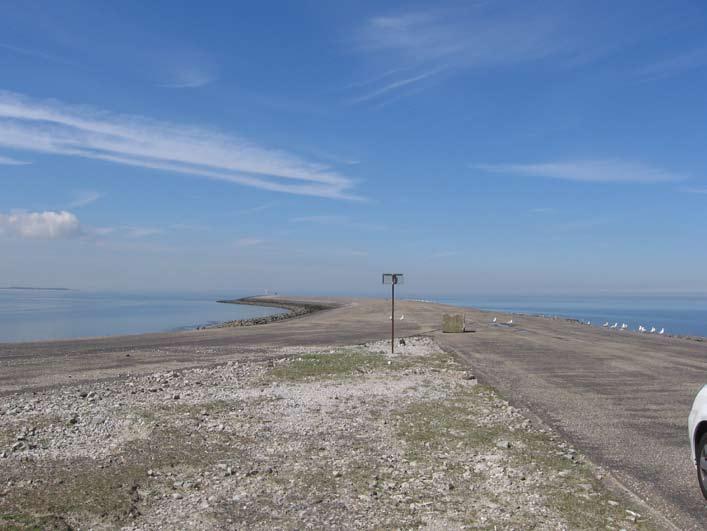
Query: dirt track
[[2, 295, 707, 528]]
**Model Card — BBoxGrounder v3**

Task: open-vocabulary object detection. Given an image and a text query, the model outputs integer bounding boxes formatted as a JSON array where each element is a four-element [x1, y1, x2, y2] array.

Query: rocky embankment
[[0, 337, 651, 530], [208, 298, 332, 328]]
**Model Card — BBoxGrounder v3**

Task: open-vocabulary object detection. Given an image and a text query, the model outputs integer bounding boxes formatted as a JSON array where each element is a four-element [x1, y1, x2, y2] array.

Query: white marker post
[[382, 273, 404, 353]]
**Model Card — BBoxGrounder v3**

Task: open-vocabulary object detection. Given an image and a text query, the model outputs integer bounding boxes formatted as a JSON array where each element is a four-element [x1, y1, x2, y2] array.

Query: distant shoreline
[[0, 286, 73, 291]]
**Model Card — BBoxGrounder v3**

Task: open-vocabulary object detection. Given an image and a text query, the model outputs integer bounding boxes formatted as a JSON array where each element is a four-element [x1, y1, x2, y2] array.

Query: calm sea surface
[[0, 290, 285, 343], [425, 295, 707, 338]]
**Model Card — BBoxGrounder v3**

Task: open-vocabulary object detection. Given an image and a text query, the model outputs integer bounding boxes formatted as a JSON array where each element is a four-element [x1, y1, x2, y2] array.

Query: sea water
[[425, 294, 707, 338], [0, 289, 285, 343]]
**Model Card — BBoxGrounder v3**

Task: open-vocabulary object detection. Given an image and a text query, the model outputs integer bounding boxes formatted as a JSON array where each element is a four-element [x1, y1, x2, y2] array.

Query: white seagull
[[650, 326, 657, 333], [659, 328, 665, 335], [638, 325, 646, 333], [603, 322, 609, 327], [506, 319, 513, 325], [621, 323, 628, 330], [492, 317, 497, 323], [400, 314, 405, 320], [610, 322, 618, 329]]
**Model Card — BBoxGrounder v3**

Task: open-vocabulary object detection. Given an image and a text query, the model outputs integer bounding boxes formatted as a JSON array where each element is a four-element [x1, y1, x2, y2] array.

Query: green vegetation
[[267, 350, 390, 381]]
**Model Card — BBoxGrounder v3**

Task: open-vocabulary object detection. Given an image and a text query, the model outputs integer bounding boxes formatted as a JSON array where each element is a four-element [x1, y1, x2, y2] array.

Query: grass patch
[[0, 418, 246, 528], [394, 385, 502, 459], [266, 347, 462, 383], [508, 432, 652, 529], [267, 350, 390, 382]]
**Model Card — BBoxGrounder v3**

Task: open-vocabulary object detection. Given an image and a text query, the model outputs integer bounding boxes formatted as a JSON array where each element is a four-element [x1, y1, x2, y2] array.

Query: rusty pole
[[391, 277, 395, 354]]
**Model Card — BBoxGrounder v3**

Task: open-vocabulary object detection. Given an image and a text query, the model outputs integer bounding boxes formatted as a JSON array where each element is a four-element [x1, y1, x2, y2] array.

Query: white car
[[689, 384, 707, 498]]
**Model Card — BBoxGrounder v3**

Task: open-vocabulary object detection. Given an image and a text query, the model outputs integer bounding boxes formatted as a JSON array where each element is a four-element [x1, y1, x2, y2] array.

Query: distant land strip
[[0, 286, 72, 291]]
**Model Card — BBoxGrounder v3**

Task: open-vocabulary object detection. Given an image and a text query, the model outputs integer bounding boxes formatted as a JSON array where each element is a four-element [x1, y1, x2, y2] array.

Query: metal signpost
[[382, 273, 404, 353]]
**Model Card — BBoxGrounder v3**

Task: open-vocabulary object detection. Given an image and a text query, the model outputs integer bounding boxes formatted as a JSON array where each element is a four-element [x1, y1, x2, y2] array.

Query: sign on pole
[[382, 273, 404, 353]]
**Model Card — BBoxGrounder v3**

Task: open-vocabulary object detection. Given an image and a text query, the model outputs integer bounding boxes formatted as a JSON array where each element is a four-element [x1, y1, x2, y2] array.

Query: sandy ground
[[0, 337, 651, 530]]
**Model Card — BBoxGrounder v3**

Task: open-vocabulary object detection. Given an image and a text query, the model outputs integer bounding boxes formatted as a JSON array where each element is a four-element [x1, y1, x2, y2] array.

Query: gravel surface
[[0, 337, 652, 530]]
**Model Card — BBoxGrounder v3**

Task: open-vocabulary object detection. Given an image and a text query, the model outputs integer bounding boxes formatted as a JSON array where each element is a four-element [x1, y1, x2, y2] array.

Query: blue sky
[[1, 0, 707, 295]]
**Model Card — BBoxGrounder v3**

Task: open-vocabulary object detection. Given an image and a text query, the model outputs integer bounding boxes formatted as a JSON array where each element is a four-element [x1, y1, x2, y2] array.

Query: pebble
[[0, 335, 647, 529]]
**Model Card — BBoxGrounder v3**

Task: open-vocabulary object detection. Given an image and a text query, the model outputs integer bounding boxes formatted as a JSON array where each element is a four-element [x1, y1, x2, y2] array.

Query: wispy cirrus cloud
[[0, 91, 360, 200], [637, 47, 707, 81], [235, 237, 265, 247], [156, 49, 219, 89], [236, 202, 279, 215], [472, 160, 685, 183], [350, 6, 591, 104], [290, 215, 385, 231], [0, 210, 81, 239], [125, 227, 163, 238], [681, 186, 707, 195], [349, 68, 443, 104], [0, 42, 72, 65], [0, 154, 29, 165], [290, 215, 347, 224], [159, 65, 217, 89], [68, 190, 103, 208]]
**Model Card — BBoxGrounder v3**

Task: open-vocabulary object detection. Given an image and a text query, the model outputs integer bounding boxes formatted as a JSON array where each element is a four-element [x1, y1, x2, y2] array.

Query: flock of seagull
[[490, 315, 665, 335], [389, 312, 666, 335], [491, 317, 513, 325], [601, 321, 664, 334]]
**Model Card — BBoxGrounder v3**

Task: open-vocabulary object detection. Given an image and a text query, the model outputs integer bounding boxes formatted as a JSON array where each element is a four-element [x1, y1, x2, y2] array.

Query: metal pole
[[391, 279, 395, 353]]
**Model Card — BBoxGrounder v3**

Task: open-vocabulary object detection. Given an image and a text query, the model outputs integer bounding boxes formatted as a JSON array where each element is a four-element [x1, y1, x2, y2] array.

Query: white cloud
[[637, 48, 707, 81], [236, 202, 278, 215], [432, 250, 458, 258], [350, 3, 669, 104], [290, 215, 386, 232], [341, 249, 368, 257], [681, 186, 707, 195], [68, 190, 103, 208], [351, 7, 581, 103], [0, 210, 81, 239], [0, 154, 29, 165], [235, 237, 264, 247], [472, 160, 684, 183], [0, 91, 360, 200], [91, 227, 115, 236], [160, 65, 217, 89], [290, 215, 348, 224], [350, 69, 442, 104], [0, 42, 71, 65], [125, 227, 163, 238]]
